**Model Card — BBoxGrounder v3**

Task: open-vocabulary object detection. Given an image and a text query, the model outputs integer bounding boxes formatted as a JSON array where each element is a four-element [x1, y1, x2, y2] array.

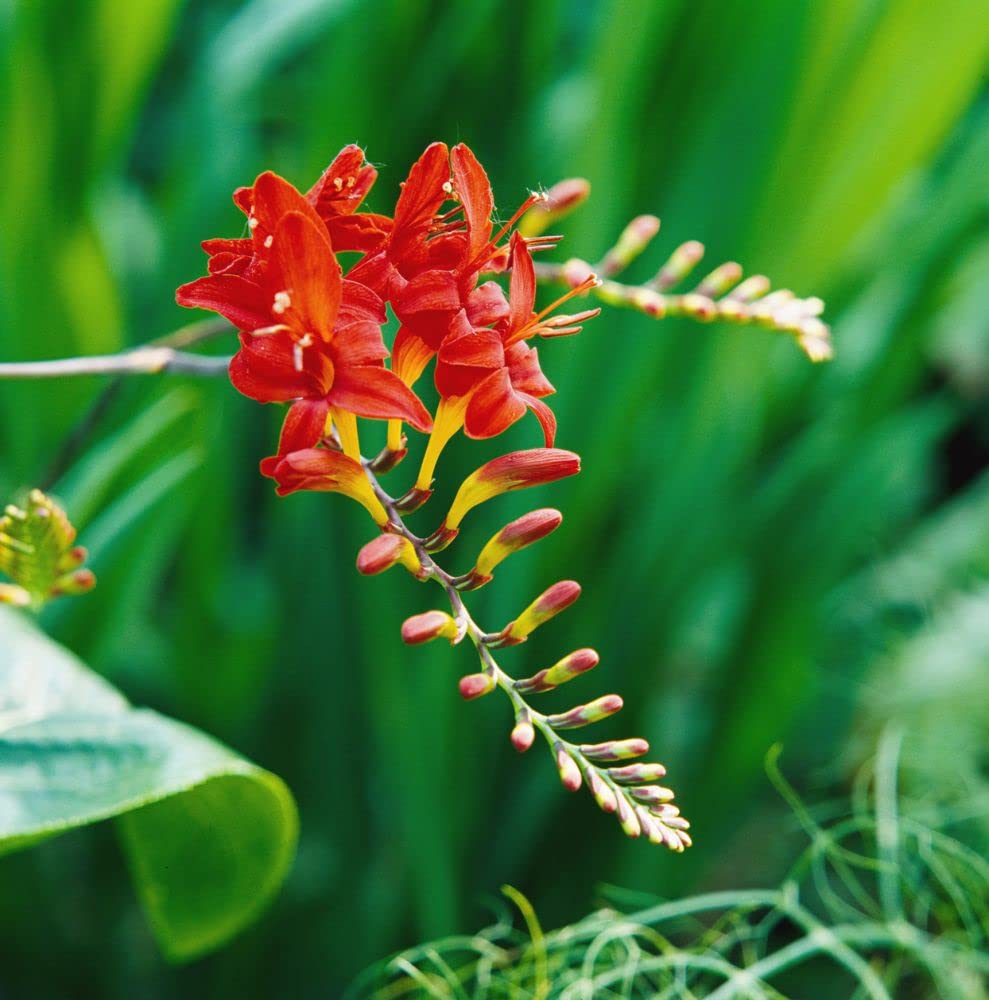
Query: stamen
[[346, 176, 356, 188], [272, 290, 292, 314], [247, 216, 259, 231], [263, 235, 273, 248], [293, 343, 304, 372], [442, 180, 455, 196], [333, 177, 344, 192]]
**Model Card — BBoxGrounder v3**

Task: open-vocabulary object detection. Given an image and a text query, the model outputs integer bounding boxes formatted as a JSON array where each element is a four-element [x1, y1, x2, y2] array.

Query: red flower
[[176, 170, 432, 468], [414, 234, 598, 490]]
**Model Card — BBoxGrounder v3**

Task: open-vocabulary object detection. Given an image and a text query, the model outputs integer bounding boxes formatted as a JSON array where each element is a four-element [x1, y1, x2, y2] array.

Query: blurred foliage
[[359, 739, 989, 998], [0, 605, 297, 961], [0, 0, 987, 996]]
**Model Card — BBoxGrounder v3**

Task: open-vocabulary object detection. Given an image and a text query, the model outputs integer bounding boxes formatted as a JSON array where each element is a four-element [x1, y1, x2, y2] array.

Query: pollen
[[272, 290, 292, 314], [263, 235, 273, 248], [442, 180, 454, 195], [247, 216, 259, 230], [333, 177, 344, 192], [346, 176, 356, 188]]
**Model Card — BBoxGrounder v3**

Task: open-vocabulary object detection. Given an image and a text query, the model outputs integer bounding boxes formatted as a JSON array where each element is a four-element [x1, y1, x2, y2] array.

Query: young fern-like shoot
[[174, 140, 832, 849]]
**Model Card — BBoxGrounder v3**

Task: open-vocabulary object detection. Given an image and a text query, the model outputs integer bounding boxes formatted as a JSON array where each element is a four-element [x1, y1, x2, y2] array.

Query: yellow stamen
[[415, 395, 469, 491]]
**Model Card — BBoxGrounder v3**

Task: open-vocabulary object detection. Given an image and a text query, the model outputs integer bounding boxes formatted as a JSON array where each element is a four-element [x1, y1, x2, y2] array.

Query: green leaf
[[0, 606, 298, 960]]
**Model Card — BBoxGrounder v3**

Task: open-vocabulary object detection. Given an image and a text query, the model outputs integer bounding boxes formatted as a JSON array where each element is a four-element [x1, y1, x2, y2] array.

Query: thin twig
[[0, 347, 232, 379]]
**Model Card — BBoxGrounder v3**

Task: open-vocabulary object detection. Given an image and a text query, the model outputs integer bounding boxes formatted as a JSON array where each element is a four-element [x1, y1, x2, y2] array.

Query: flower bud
[[519, 178, 591, 237], [694, 261, 742, 298], [562, 257, 596, 289], [631, 288, 666, 318], [515, 647, 599, 694], [546, 694, 623, 731], [510, 720, 536, 753], [497, 580, 581, 645], [401, 610, 459, 645], [674, 293, 717, 321], [607, 762, 668, 785], [0, 583, 30, 607], [356, 534, 423, 578], [471, 509, 562, 584], [459, 672, 496, 700], [600, 215, 660, 277], [579, 738, 650, 762], [56, 545, 88, 573], [368, 443, 407, 474], [654, 240, 704, 291], [445, 450, 580, 532], [796, 319, 833, 362], [726, 274, 770, 303], [629, 785, 676, 805], [556, 748, 582, 792], [615, 796, 641, 838], [51, 569, 96, 597], [261, 448, 390, 526], [587, 770, 617, 813]]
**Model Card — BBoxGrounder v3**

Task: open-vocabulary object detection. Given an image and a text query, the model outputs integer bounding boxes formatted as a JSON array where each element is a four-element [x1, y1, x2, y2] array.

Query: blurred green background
[[1, 0, 988, 995]]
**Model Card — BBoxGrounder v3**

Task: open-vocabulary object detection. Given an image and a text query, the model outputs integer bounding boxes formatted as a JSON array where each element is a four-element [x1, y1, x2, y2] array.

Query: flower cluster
[[177, 143, 598, 504], [179, 140, 833, 852]]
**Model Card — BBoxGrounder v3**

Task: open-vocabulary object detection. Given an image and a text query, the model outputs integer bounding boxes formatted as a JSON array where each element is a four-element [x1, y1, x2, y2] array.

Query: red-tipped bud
[[473, 509, 562, 580], [616, 795, 641, 838], [511, 721, 536, 752], [607, 762, 668, 785], [497, 580, 581, 645], [674, 293, 718, 322], [579, 738, 650, 762], [401, 610, 459, 645], [356, 534, 423, 578], [630, 785, 676, 805], [587, 770, 618, 813], [445, 450, 580, 531], [547, 694, 623, 730], [519, 178, 591, 237], [694, 261, 743, 298], [515, 647, 599, 694], [654, 240, 704, 291], [556, 748, 582, 792], [56, 545, 88, 573], [51, 568, 96, 597], [601, 215, 661, 277], [459, 672, 495, 700]]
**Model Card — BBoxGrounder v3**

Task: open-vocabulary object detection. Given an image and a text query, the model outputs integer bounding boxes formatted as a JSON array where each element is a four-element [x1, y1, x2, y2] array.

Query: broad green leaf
[[0, 606, 298, 960]]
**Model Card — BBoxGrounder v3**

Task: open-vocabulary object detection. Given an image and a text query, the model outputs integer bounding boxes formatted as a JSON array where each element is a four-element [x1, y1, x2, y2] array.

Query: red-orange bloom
[[177, 171, 432, 464]]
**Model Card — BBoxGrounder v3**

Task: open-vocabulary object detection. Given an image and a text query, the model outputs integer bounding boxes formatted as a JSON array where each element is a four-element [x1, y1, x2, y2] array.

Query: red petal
[[272, 211, 341, 339], [248, 172, 324, 255], [467, 281, 510, 326], [331, 321, 390, 366], [230, 330, 333, 400], [519, 393, 557, 446], [395, 269, 462, 314], [392, 142, 450, 257], [327, 366, 434, 432], [508, 232, 536, 331], [326, 213, 392, 252], [202, 237, 253, 257], [306, 145, 377, 218], [505, 341, 554, 396], [340, 279, 386, 325], [277, 399, 330, 454], [451, 144, 493, 260], [464, 368, 526, 439], [176, 275, 270, 330]]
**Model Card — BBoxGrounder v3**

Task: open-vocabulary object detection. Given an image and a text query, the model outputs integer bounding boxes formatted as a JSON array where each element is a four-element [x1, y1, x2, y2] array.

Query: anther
[[272, 290, 292, 315]]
